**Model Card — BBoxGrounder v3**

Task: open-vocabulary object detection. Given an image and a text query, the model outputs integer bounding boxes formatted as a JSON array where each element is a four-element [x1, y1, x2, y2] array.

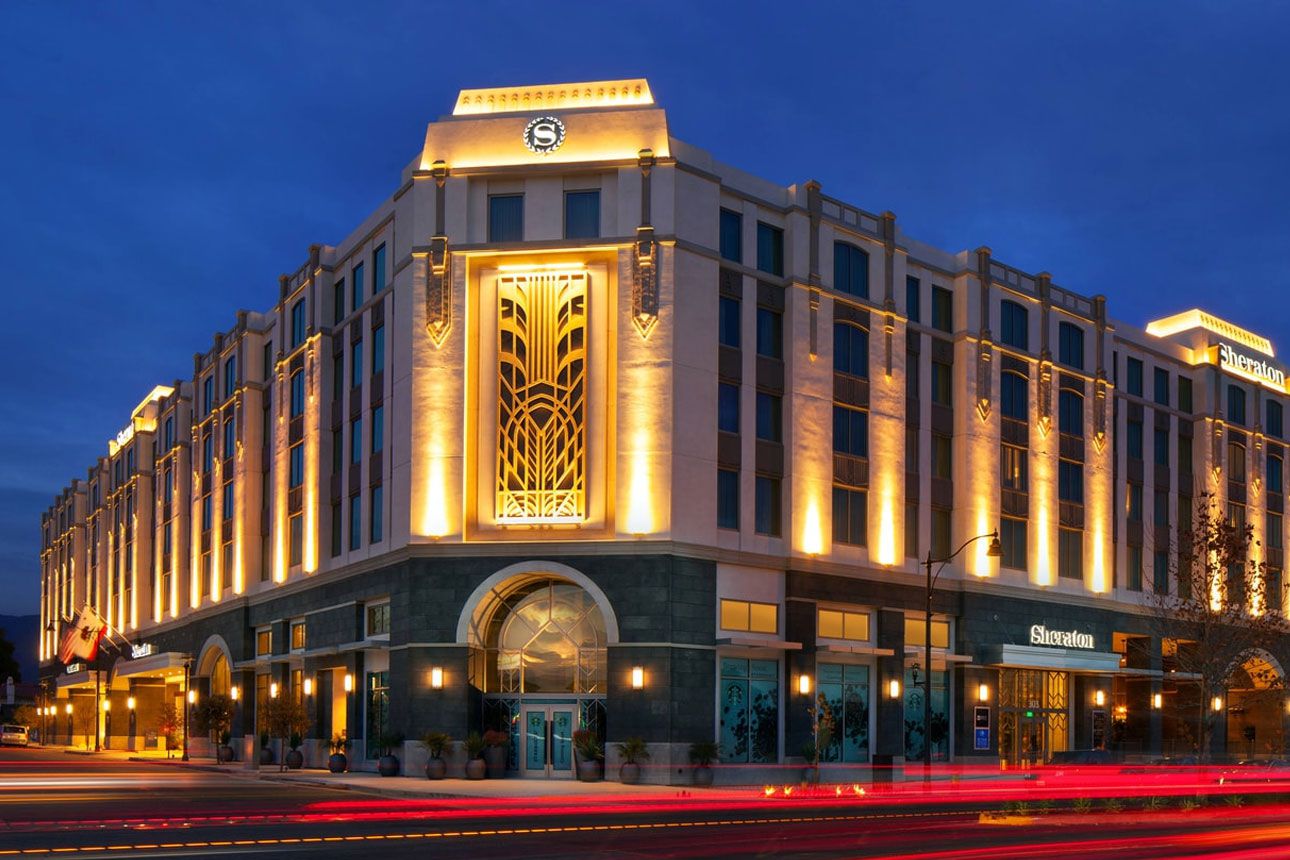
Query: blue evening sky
[[1, 1, 1288, 615]]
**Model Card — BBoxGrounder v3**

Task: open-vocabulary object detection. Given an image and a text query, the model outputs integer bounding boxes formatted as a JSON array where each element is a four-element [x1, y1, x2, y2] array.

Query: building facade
[[39, 79, 1290, 778]]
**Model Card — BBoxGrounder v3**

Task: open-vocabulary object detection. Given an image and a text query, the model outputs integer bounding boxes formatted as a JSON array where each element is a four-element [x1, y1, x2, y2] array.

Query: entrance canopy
[[980, 643, 1123, 673]]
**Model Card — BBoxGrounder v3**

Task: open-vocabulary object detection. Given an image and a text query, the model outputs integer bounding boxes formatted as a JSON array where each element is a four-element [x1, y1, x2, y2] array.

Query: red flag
[[57, 606, 107, 665]]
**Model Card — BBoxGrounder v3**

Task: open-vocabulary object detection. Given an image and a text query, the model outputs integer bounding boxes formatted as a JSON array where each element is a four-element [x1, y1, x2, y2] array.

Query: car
[[0, 724, 29, 746]]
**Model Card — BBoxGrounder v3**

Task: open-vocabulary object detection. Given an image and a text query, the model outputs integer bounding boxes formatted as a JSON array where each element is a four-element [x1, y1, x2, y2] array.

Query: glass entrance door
[[521, 705, 574, 778]]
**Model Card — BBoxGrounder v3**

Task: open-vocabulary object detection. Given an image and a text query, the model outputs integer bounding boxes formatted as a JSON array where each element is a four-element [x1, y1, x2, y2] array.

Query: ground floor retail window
[[903, 667, 948, 761], [719, 657, 779, 764], [364, 671, 389, 759], [817, 663, 869, 762]]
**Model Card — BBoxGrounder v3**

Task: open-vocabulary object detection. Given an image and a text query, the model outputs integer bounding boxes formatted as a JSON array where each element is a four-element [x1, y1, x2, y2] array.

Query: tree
[[1147, 492, 1288, 759], [261, 696, 311, 771], [192, 694, 234, 753], [156, 704, 182, 757], [0, 628, 20, 683]]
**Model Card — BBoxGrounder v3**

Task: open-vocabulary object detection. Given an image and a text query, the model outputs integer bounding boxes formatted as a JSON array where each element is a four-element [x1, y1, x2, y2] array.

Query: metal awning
[[716, 637, 804, 651], [822, 644, 896, 657], [979, 643, 1124, 672], [115, 651, 189, 679]]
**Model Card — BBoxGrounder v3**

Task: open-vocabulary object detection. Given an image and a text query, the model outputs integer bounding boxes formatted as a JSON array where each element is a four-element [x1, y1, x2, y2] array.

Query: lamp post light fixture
[[630, 666, 644, 690], [921, 530, 1001, 781]]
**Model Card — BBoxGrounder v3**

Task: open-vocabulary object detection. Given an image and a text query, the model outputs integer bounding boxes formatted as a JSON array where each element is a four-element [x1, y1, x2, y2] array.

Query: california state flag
[[58, 605, 107, 665]]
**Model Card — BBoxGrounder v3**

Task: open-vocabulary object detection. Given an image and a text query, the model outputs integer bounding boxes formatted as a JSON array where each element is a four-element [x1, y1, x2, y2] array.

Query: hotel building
[[39, 79, 1290, 778]]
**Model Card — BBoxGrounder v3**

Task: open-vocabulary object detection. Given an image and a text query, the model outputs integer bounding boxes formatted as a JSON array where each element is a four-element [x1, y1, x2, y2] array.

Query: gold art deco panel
[[496, 270, 588, 522]]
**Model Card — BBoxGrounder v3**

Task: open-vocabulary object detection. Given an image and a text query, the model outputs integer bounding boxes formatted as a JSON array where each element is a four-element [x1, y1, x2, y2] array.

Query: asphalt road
[[3, 746, 1290, 858]]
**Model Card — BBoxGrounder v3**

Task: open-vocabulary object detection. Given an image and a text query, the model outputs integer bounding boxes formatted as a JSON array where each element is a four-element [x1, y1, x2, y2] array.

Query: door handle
[[546, 718, 553, 767]]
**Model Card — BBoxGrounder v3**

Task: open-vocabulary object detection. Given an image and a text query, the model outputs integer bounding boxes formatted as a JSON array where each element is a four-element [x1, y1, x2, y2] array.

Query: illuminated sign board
[[523, 116, 565, 154], [115, 422, 136, 449], [65, 662, 85, 674], [1029, 624, 1095, 650], [131, 642, 154, 659], [1219, 342, 1287, 392]]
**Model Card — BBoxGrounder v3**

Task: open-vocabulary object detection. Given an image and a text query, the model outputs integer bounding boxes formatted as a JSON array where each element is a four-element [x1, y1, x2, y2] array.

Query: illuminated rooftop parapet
[[1145, 308, 1274, 357], [452, 79, 653, 115]]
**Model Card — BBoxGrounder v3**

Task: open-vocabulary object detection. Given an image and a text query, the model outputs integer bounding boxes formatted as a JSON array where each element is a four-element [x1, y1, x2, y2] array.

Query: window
[[1269, 513, 1283, 549], [349, 493, 361, 551], [931, 433, 952, 480], [263, 342, 273, 381], [290, 299, 306, 348], [350, 262, 365, 312], [203, 376, 214, 414], [202, 434, 214, 472], [372, 244, 386, 293], [1059, 528, 1083, 580], [1127, 482, 1143, 523], [755, 222, 783, 276], [903, 277, 923, 324], [832, 487, 867, 546], [1059, 460, 1083, 504], [931, 361, 952, 407], [330, 503, 342, 557], [256, 629, 272, 656], [332, 354, 343, 402], [1126, 357, 1143, 396], [720, 599, 777, 634], [370, 484, 383, 543], [1126, 545, 1143, 592], [714, 206, 743, 262], [366, 602, 391, 637], [1154, 427, 1169, 466], [223, 419, 235, 459], [289, 443, 304, 488], [931, 508, 951, 560], [1127, 419, 1143, 459], [1058, 322, 1084, 369], [833, 323, 868, 378], [999, 300, 1028, 350], [931, 286, 952, 333], [817, 608, 870, 641], [489, 194, 523, 242], [371, 324, 384, 374], [903, 618, 951, 648], [1179, 434, 1193, 474], [833, 405, 868, 458], [1154, 489, 1168, 528], [1179, 376, 1194, 413], [756, 307, 782, 358], [164, 417, 174, 450], [1001, 371, 1027, 420], [224, 357, 237, 398], [289, 513, 302, 566], [1059, 389, 1083, 436], [564, 190, 600, 239], [221, 481, 234, 520], [289, 370, 304, 418], [1153, 550, 1169, 594], [718, 295, 741, 348], [833, 242, 868, 298], [756, 392, 781, 442], [1269, 454, 1283, 495], [1229, 441, 1246, 483], [717, 468, 739, 530], [290, 622, 306, 651], [1270, 401, 1284, 439], [350, 417, 362, 465], [754, 475, 781, 536], [1001, 445, 1027, 492], [333, 279, 346, 324], [1228, 384, 1247, 425], [719, 657, 778, 764], [350, 339, 362, 389], [1000, 517, 1027, 570], [718, 383, 740, 433], [371, 405, 383, 454], [1154, 368, 1170, 406]]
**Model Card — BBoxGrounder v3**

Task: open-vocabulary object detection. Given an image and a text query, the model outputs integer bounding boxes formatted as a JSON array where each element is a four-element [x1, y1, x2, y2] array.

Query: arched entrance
[[1226, 652, 1286, 759], [196, 639, 232, 696], [465, 569, 610, 778]]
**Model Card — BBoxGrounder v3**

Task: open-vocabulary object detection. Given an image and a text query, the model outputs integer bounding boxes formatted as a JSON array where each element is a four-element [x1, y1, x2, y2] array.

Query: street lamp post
[[922, 530, 1001, 782]]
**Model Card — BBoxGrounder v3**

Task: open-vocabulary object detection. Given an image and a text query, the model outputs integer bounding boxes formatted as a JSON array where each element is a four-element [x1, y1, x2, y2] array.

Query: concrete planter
[[328, 753, 348, 773], [424, 757, 447, 779], [377, 754, 401, 777], [692, 765, 714, 787], [465, 759, 486, 780], [216, 745, 235, 763], [285, 749, 304, 770], [259, 746, 275, 766], [577, 761, 603, 782], [619, 762, 641, 784], [483, 746, 507, 778]]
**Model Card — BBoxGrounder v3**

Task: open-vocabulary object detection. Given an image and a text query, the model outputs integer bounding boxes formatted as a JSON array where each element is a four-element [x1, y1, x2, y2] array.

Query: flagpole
[[94, 670, 101, 752]]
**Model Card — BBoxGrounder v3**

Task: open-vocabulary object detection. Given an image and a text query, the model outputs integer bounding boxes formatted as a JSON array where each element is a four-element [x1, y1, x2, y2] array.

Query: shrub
[[615, 737, 650, 765], [465, 731, 486, 759], [689, 740, 719, 766], [1101, 797, 1123, 814], [421, 731, 452, 759], [1073, 798, 1093, 814]]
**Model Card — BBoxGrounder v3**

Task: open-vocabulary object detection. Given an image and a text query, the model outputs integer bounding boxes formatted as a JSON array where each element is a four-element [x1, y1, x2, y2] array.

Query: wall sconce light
[[343, 673, 353, 693], [102, 699, 111, 712], [269, 682, 279, 699], [187, 689, 196, 705], [1152, 692, 1163, 710], [430, 667, 444, 690], [230, 686, 239, 702], [1212, 695, 1224, 712], [631, 666, 644, 690], [798, 674, 812, 696], [303, 678, 313, 697], [1093, 689, 1105, 707], [127, 696, 136, 711], [888, 678, 902, 699], [977, 683, 990, 703], [66, 703, 73, 715]]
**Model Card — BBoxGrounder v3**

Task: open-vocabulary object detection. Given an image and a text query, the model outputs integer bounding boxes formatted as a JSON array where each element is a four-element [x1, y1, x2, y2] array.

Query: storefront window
[[719, 658, 779, 764], [903, 667, 948, 761], [816, 663, 869, 762]]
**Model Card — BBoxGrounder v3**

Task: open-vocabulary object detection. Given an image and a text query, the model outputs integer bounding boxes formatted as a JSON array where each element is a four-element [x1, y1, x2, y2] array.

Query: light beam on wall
[[626, 432, 653, 537], [422, 449, 450, 538], [876, 485, 897, 566], [801, 496, 823, 556]]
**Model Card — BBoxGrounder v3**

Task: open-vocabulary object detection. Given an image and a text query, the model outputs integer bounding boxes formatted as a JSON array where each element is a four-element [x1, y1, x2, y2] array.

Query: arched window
[[1228, 384, 1247, 426], [833, 323, 869, 378], [1000, 371, 1027, 420], [1058, 389, 1083, 436], [1229, 441, 1247, 484], [833, 242, 869, 298]]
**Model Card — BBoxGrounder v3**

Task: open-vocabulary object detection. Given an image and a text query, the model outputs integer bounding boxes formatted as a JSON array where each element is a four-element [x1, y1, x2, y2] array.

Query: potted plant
[[464, 731, 487, 780], [259, 730, 274, 766], [286, 733, 304, 769], [482, 728, 510, 778], [192, 693, 234, 763], [800, 741, 819, 785], [422, 731, 452, 779], [156, 705, 181, 758], [377, 732, 404, 777], [573, 729, 603, 782], [262, 695, 310, 772], [615, 737, 650, 784], [219, 730, 236, 763], [689, 740, 718, 787], [328, 735, 349, 773]]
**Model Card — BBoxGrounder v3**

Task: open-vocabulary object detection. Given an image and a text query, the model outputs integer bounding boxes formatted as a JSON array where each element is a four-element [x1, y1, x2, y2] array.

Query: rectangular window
[[905, 276, 921, 324], [1000, 516, 1026, 569], [1151, 427, 1168, 466], [1269, 401, 1284, 439], [754, 475, 781, 536], [1268, 513, 1283, 549], [931, 286, 952, 333], [349, 493, 361, 551], [332, 354, 343, 402], [756, 307, 782, 358], [221, 481, 234, 519], [256, 629, 271, 656], [1001, 444, 1028, 492], [224, 357, 237, 398], [931, 433, 952, 481], [1127, 482, 1144, 523], [1059, 528, 1083, 580], [832, 405, 868, 458], [291, 299, 306, 348], [719, 208, 742, 263], [999, 300, 1028, 350], [289, 512, 302, 566], [718, 382, 740, 434], [817, 608, 870, 641], [371, 405, 383, 454], [720, 599, 777, 634], [223, 418, 235, 459], [1154, 489, 1169, 528], [831, 486, 867, 546], [1001, 371, 1027, 420], [1126, 357, 1143, 396], [903, 617, 951, 649], [755, 222, 783, 276], [350, 417, 362, 465], [1228, 384, 1247, 425], [370, 324, 384, 375], [203, 376, 214, 414], [331, 428, 343, 473], [289, 443, 304, 489], [330, 503, 342, 557], [203, 434, 214, 472], [372, 244, 386, 293], [1127, 545, 1143, 591], [351, 261, 364, 312], [756, 392, 782, 442], [350, 339, 362, 389], [1059, 390, 1083, 436], [370, 484, 383, 543], [1179, 376, 1194, 413], [1059, 460, 1084, 504], [718, 295, 741, 348], [164, 417, 174, 450], [290, 621, 306, 651], [263, 342, 273, 381], [1153, 550, 1169, 594], [334, 279, 346, 323], [290, 370, 304, 418], [1154, 367, 1170, 406], [930, 508, 951, 560], [717, 468, 739, 530], [718, 660, 778, 764], [833, 242, 869, 298], [489, 194, 524, 243], [1179, 434, 1193, 474], [930, 361, 952, 406], [1127, 419, 1143, 459], [1269, 455, 1283, 495], [366, 602, 391, 637], [1058, 321, 1084, 369], [905, 501, 919, 559], [1229, 441, 1247, 483], [564, 190, 600, 239]]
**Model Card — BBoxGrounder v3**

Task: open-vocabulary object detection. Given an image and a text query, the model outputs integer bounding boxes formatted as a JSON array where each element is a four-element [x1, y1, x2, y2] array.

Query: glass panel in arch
[[521, 625, 578, 692], [577, 646, 606, 694]]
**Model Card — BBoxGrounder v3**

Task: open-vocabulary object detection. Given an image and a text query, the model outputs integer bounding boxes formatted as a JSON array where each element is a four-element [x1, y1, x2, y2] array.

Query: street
[[4, 747, 1290, 858]]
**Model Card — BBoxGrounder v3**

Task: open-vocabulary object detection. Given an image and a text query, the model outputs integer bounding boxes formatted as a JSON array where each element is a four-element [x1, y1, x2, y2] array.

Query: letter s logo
[[524, 116, 566, 154]]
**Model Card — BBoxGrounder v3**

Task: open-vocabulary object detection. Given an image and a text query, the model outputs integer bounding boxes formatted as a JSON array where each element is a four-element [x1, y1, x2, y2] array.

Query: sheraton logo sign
[[1029, 624, 1095, 650], [523, 116, 565, 154], [1219, 342, 1287, 391]]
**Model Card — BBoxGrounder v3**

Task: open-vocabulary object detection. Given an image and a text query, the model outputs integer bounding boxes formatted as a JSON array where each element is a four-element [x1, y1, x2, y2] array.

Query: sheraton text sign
[[1029, 624, 1095, 649], [1219, 342, 1286, 391]]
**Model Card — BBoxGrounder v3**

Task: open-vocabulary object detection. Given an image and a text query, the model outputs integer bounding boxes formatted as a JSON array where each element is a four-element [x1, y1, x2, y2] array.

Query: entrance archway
[[196, 636, 232, 696], [1226, 652, 1285, 759]]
